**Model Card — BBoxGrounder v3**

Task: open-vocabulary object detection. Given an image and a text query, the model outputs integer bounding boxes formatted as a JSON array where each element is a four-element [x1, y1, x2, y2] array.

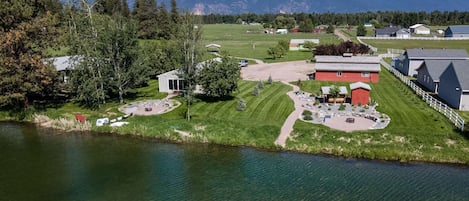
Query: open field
[[287, 66, 469, 163], [202, 24, 341, 62], [361, 39, 469, 54]]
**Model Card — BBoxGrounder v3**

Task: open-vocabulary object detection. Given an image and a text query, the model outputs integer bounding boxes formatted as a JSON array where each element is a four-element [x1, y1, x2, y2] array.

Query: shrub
[[253, 86, 259, 96], [303, 115, 313, 121], [360, 109, 365, 112], [338, 104, 346, 111], [328, 108, 331, 111], [267, 75, 272, 84], [237, 98, 246, 111], [302, 110, 312, 116], [258, 80, 264, 89]]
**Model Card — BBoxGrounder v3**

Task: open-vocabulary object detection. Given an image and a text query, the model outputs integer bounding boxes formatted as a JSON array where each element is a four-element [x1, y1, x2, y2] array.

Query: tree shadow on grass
[[195, 94, 235, 103]]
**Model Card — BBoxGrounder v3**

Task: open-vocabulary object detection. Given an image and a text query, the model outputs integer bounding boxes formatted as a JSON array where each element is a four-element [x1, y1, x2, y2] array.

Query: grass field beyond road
[[202, 24, 340, 62], [361, 39, 469, 54]]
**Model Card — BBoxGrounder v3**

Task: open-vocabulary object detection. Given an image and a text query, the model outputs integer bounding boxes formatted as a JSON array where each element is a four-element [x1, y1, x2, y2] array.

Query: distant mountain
[[128, 0, 469, 14]]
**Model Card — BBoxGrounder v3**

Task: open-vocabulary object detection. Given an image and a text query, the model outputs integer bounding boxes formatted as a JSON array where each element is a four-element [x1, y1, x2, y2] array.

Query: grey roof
[[157, 69, 181, 79], [396, 28, 410, 34], [447, 25, 469, 34], [321, 86, 348, 95], [315, 56, 380, 64], [417, 60, 452, 81], [45, 56, 82, 71], [406, 49, 469, 59], [315, 63, 381, 72], [448, 60, 469, 91], [290, 39, 319, 44], [375, 26, 401, 35], [350, 82, 371, 91]]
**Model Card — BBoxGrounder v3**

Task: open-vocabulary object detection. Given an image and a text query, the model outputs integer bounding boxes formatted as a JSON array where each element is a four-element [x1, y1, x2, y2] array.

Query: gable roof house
[[314, 55, 381, 83], [409, 24, 431, 35], [437, 60, 469, 111], [416, 60, 452, 93], [445, 25, 469, 38], [44, 56, 83, 83], [289, 39, 319, 51], [393, 48, 469, 77], [157, 58, 222, 93], [374, 26, 409, 38]]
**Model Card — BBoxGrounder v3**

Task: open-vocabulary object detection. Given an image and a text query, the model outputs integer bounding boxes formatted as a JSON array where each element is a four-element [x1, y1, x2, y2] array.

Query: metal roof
[[315, 63, 381, 72], [447, 25, 469, 34], [405, 49, 469, 59], [321, 86, 348, 95], [350, 82, 371, 91], [45, 56, 82, 71], [290, 39, 319, 44], [315, 56, 380, 64]]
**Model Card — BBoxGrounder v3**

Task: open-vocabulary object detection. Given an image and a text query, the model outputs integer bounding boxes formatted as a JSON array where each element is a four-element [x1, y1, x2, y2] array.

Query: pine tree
[[0, 0, 60, 109], [133, 0, 158, 39]]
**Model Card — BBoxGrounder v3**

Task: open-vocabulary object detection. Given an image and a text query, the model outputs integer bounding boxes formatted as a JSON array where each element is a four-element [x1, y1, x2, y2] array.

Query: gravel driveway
[[241, 61, 314, 82]]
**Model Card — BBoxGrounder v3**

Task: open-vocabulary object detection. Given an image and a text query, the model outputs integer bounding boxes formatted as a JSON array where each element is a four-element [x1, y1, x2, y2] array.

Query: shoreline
[[3, 119, 468, 167]]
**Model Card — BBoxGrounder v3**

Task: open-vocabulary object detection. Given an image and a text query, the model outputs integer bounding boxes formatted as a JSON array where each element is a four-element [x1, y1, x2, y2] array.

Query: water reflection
[[0, 122, 468, 201]]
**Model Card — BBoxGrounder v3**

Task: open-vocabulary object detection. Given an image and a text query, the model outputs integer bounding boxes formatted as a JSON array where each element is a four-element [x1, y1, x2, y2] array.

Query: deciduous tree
[[197, 56, 240, 98]]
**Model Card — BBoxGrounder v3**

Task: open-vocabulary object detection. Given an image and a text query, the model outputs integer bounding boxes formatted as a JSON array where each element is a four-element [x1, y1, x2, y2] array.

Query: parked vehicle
[[238, 59, 249, 67]]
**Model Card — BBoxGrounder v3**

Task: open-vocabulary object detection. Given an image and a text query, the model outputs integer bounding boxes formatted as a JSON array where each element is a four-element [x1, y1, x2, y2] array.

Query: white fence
[[380, 60, 465, 131], [359, 36, 469, 40]]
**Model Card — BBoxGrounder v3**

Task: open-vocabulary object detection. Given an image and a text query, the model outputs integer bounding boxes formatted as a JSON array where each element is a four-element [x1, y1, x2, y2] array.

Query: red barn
[[350, 82, 371, 105], [314, 55, 381, 83]]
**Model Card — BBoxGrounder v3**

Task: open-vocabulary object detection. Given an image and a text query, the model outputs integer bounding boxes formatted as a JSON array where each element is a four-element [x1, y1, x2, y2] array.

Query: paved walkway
[[274, 81, 302, 147]]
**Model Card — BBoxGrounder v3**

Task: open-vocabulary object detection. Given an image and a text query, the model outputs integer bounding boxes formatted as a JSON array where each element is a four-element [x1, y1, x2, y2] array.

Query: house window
[[169, 79, 185, 91], [361, 72, 370, 77], [337, 71, 342, 77]]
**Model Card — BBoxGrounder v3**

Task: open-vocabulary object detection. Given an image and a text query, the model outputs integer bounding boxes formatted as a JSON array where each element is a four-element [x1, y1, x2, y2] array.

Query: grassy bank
[[2, 80, 294, 149], [202, 24, 340, 62], [287, 66, 469, 163]]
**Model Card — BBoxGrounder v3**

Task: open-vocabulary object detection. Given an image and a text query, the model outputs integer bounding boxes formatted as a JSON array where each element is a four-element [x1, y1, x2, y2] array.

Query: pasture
[[202, 24, 341, 62]]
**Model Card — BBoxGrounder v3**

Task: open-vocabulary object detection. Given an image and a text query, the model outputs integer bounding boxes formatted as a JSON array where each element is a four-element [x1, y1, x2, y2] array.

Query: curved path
[[274, 81, 303, 147]]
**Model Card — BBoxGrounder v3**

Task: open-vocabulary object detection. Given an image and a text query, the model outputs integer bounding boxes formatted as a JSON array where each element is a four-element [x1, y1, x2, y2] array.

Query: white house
[[157, 58, 222, 93], [409, 24, 431, 35], [438, 60, 469, 111]]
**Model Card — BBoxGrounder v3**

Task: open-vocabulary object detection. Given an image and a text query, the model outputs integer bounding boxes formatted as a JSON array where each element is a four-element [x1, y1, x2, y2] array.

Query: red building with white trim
[[314, 55, 381, 83], [350, 82, 371, 105]]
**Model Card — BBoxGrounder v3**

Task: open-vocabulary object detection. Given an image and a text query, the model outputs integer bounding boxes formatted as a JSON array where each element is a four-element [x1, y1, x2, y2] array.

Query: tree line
[[201, 10, 469, 29]]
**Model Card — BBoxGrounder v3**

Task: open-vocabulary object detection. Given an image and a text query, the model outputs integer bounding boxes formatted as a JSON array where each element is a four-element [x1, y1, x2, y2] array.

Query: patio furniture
[[346, 118, 355, 123]]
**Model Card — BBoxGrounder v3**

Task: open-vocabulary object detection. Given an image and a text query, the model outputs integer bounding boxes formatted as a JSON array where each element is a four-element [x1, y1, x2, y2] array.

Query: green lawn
[[288, 66, 469, 163], [26, 80, 294, 149], [361, 39, 469, 54], [202, 24, 341, 62]]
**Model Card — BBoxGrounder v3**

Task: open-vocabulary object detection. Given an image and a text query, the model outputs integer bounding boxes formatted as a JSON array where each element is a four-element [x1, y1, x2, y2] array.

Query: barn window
[[361, 72, 370, 77], [337, 71, 342, 77]]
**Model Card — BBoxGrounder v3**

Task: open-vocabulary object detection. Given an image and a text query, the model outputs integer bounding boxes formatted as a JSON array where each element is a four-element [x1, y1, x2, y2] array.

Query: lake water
[[1, 122, 468, 201]]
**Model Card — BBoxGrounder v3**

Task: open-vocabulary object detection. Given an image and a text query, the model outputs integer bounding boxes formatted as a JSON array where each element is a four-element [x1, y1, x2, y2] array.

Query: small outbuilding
[[289, 39, 319, 51], [350, 82, 371, 105], [321, 86, 348, 103], [410, 24, 431, 35], [205, 43, 221, 52]]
